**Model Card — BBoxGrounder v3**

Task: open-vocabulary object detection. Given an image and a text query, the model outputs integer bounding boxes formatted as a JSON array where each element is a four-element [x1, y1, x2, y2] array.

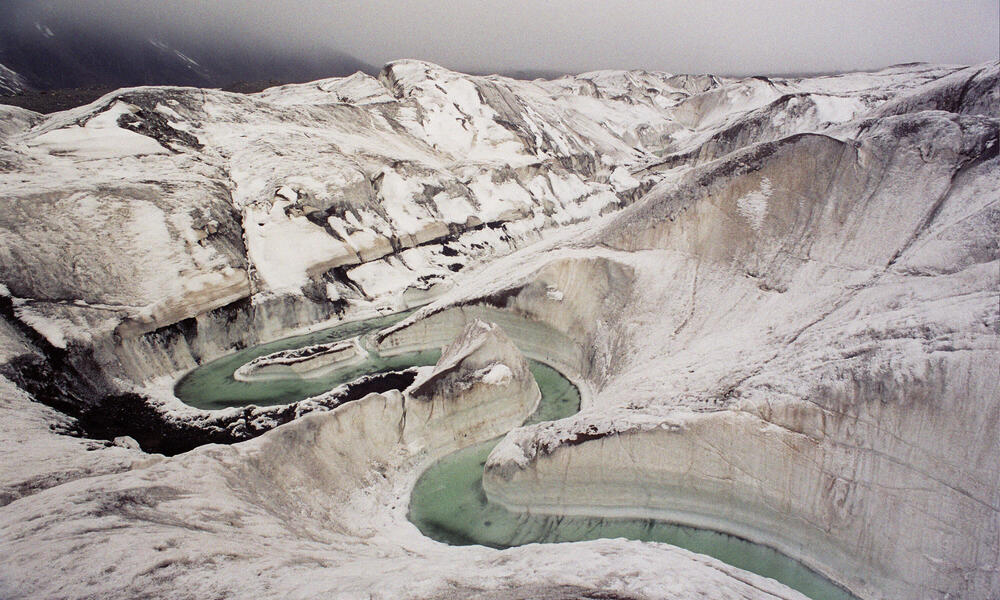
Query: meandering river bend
[[174, 310, 856, 600]]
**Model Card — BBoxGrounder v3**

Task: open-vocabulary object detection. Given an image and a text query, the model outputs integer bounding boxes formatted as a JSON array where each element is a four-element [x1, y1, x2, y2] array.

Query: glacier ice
[[0, 59, 998, 600]]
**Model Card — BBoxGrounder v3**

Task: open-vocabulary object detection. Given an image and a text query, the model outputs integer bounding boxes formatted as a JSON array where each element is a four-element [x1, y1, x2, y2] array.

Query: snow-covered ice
[[0, 59, 997, 600]]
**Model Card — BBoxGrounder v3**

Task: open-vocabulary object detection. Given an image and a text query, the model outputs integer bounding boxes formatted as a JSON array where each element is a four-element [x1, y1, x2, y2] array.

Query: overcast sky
[[9, 0, 1000, 75]]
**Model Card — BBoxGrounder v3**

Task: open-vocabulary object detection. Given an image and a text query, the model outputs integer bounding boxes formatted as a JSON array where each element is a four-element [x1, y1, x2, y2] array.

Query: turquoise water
[[173, 311, 857, 600], [408, 365, 857, 600], [174, 309, 432, 409]]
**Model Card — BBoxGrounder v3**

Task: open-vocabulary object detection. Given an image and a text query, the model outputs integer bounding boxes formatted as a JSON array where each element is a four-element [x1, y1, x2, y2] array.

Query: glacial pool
[[174, 310, 857, 600]]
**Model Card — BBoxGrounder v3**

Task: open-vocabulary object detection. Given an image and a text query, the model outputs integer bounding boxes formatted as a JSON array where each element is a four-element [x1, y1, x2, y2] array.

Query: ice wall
[[474, 110, 999, 599]]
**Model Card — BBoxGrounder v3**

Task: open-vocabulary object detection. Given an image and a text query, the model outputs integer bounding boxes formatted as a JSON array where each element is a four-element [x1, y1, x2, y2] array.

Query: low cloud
[[5, 0, 998, 76]]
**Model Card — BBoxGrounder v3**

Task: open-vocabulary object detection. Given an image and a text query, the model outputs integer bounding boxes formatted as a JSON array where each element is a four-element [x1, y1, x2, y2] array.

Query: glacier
[[0, 59, 997, 599]]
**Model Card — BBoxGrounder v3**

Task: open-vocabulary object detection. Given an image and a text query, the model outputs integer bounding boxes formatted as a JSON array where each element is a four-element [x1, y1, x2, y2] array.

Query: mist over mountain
[[0, 5, 375, 94], [3, 0, 996, 99]]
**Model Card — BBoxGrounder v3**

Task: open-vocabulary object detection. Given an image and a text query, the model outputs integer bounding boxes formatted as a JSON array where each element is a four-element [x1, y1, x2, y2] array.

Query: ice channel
[[174, 308, 433, 409], [173, 310, 857, 600]]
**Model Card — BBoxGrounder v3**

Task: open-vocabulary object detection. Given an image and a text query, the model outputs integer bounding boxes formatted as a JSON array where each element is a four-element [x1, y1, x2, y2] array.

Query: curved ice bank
[[0, 381, 822, 599], [181, 305, 853, 599], [483, 410, 865, 596], [410, 367, 855, 600], [469, 253, 999, 600], [375, 304, 595, 404]]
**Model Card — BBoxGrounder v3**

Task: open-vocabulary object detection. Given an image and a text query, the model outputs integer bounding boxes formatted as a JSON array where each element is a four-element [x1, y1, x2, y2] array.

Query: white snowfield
[[0, 59, 997, 600]]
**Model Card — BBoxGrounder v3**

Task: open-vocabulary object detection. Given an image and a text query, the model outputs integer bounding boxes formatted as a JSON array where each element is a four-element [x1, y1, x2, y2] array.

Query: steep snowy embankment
[[473, 67, 999, 600], [0, 61, 965, 391]]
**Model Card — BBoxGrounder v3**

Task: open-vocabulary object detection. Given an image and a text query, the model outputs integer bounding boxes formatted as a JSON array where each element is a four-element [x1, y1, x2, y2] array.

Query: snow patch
[[481, 363, 513, 386], [736, 177, 772, 232], [28, 102, 168, 159], [810, 95, 867, 124], [13, 305, 68, 349], [34, 22, 54, 37], [610, 167, 641, 191]]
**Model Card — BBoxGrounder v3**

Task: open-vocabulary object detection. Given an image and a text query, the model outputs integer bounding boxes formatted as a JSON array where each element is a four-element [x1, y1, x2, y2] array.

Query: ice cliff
[[474, 69, 999, 599], [405, 319, 541, 454]]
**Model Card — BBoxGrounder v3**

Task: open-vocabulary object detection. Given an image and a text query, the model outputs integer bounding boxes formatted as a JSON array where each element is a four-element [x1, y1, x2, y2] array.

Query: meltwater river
[[173, 310, 856, 600]]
